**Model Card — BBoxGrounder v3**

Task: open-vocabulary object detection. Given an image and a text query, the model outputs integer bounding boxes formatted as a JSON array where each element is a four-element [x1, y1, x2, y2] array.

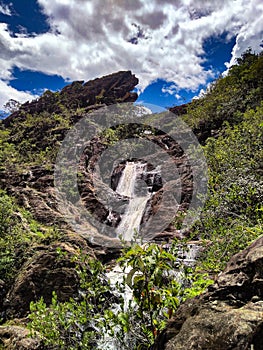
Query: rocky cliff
[[3, 70, 138, 127]]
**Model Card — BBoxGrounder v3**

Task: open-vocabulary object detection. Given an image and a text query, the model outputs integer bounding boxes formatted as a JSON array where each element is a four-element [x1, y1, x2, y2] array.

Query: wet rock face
[[153, 236, 263, 350]]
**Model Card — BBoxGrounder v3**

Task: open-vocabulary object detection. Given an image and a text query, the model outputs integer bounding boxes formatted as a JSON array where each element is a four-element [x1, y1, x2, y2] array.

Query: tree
[[3, 99, 21, 114]]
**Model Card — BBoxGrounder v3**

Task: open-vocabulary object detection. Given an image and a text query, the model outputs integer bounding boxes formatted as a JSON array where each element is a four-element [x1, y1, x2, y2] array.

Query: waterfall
[[99, 162, 200, 348], [116, 162, 137, 198], [116, 196, 150, 241], [116, 162, 151, 241]]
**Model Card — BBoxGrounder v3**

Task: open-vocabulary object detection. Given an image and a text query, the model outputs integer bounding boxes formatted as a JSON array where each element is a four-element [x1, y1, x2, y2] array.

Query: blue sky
[[0, 0, 262, 114], [0, 0, 49, 35], [137, 32, 237, 108]]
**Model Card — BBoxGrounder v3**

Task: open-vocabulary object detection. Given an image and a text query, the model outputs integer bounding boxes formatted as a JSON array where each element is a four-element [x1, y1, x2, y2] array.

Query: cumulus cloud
[[162, 83, 183, 100], [225, 0, 263, 69], [0, 0, 262, 108]]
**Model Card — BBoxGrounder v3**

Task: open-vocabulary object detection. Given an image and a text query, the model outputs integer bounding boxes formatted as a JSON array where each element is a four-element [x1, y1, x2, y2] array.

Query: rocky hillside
[[0, 70, 140, 329], [0, 51, 262, 349], [0, 70, 139, 243]]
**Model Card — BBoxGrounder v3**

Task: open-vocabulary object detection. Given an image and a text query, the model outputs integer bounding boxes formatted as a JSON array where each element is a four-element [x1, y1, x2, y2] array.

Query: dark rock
[[153, 236, 263, 350], [0, 279, 6, 320], [169, 103, 188, 116], [1, 166, 66, 227], [208, 236, 263, 302], [3, 71, 138, 128]]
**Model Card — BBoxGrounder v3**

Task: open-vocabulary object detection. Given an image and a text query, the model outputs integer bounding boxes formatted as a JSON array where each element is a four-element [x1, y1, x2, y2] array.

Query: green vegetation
[[2, 110, 70, 167], [153, 49, 263, 274], [0, 129, 18, 168], [28, 255, 112, 349], [192, 104, 263, 272], [113, 242, 213, 348], [28, 242, 213, 349], [185, 49, 263, 131], [0, 190, 62, 283]]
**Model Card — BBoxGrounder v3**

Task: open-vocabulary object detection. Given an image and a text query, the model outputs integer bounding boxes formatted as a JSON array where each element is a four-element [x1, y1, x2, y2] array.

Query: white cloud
[[0, 0, 262, 109], [0, 2, 12, 16], [175, 93, 181, 100], [192, 88, 206, 100], [162, 84, 178, 95], [162, 84, 182, 100], [225, 0, 263, 69]]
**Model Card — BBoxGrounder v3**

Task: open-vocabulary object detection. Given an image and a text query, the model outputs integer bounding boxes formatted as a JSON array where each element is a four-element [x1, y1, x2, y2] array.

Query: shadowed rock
[[4, 236, 93, 319]]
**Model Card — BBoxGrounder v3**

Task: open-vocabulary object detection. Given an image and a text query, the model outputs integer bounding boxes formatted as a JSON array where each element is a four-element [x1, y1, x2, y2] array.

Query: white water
[[116, 162, 137, 198], [98, 162, 201, 349], [116, 196, 150, 241], [97, 243, 201, 350], [116, 162, 150, 241], [97, 265, 134, 350]]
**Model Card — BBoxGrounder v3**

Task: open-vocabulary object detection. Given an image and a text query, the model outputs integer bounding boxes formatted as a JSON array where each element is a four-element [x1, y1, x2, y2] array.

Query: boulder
[[4, 237, 93, 319]]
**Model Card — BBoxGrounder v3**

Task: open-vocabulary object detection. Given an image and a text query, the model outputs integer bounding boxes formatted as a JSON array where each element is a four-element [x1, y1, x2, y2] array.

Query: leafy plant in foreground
[[112, 241, 213, 349], [28, 242, 213, 349]]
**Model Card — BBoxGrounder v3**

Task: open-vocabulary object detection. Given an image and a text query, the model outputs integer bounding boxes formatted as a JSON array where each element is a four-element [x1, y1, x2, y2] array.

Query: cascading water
[[115, 162, 137, 198], [115, 161, 152, 241], [97, 162, 201, 349]]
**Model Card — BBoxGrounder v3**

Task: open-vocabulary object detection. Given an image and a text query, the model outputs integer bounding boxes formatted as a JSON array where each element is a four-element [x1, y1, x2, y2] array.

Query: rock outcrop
[[3, 70, 138, 127], [153, 236, 263, 350], [4, 235, 93, 320]]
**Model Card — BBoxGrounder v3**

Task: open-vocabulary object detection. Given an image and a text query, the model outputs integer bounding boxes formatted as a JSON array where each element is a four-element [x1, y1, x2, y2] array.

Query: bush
[[193, 104, 263, 272]]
